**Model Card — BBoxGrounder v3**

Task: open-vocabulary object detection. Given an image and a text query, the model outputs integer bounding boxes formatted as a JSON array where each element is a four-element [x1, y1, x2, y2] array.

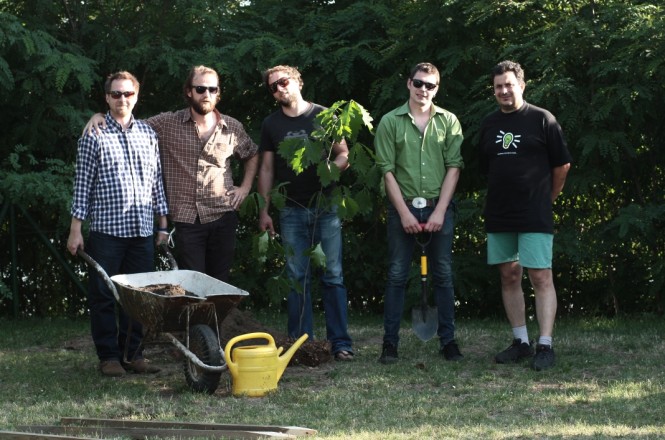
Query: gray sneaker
[[531, 344, 555, 371], [495, 339, 534, 364]]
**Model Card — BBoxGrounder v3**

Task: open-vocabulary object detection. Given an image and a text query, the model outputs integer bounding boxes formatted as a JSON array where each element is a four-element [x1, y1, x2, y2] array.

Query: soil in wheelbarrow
[[219, 308, 332, 367], [140, 283, 188, 296]]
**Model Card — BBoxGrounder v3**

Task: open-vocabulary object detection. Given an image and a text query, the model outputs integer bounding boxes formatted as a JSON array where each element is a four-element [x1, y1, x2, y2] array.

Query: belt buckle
[[411, 197, 427, 209]]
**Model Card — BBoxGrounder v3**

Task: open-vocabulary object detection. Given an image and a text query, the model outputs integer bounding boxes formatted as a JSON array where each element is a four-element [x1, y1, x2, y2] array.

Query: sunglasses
[[269, 77, 290, 94], [109, 91, 136, 99], [192, 86, 219, 94], [411, 79, 438, 91]]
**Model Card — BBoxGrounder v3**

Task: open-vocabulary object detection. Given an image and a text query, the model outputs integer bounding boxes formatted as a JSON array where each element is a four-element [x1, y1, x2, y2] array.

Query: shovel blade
[[411, 305, 438, 341]]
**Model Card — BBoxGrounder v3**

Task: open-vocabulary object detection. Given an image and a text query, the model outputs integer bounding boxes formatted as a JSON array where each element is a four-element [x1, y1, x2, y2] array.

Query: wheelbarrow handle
[[76, 249, 121, 303]]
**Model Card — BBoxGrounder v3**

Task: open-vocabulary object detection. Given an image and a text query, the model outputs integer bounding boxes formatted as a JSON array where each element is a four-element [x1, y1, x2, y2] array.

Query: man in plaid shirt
[[85, 65, 259, 282], [68, 71, 169, 377]]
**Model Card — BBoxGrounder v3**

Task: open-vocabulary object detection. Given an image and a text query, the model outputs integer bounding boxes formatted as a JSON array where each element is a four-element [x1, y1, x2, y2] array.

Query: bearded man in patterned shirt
[[84, 66, 259, 282]]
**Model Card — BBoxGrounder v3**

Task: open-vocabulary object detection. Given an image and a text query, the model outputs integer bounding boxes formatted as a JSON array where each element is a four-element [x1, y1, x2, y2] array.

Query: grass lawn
[[0, 312, 664, 439]]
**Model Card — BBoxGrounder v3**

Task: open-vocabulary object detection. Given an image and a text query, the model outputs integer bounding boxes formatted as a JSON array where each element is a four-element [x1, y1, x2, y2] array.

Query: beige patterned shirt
[[147, 108, 258, 224]]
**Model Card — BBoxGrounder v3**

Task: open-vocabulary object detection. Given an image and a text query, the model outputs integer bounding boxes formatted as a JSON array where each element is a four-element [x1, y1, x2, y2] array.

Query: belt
[[405, 197, 438, 208]]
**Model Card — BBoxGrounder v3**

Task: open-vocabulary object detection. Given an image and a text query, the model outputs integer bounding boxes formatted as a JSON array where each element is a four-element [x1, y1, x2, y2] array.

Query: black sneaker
[[531, 344, 555, 371], [378, 342, 398, 364], [440, 340, 464, 361], [495, 339, 534, 364]]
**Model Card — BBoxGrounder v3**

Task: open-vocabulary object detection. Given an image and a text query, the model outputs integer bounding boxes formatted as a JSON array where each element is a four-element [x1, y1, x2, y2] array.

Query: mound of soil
[[220, 308, 332, 367]]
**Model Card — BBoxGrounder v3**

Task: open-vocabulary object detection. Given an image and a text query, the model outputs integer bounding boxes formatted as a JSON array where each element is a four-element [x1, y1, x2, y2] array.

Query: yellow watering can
[[224, 332, 309, 397]]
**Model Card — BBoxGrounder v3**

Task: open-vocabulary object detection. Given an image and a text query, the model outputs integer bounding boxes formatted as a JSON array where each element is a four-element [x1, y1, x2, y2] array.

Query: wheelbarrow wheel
[[183, 324, 222, 394]]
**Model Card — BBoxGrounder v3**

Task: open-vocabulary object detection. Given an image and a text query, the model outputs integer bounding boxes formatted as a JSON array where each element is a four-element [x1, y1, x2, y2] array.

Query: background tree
[[1, 0, 663, 317]]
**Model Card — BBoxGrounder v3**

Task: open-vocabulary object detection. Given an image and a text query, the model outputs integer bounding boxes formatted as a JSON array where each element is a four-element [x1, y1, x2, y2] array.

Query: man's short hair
[[104, 71, 139, 94], [262, 65, 303, 90], [491, 60, 525, 85], [409, 62, 440, 85]]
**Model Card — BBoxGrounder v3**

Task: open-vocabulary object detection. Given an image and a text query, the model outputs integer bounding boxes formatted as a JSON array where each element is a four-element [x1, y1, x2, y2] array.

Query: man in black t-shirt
[[257, 65, 354, 361], [479, 60, 572, 371]]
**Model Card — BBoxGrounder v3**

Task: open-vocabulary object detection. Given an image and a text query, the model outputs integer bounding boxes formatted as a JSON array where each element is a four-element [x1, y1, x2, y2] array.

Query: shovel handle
[[418, 224, 428, 277], [420, 255, 427, 276]]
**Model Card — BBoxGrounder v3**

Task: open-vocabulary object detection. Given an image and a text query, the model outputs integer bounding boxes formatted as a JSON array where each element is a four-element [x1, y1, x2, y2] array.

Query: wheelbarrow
[[78, 247, 248, 394]]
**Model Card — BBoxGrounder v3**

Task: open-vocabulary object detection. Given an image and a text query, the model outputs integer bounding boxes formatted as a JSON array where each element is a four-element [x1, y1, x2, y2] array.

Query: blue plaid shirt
[[71, 112, 168, 237]]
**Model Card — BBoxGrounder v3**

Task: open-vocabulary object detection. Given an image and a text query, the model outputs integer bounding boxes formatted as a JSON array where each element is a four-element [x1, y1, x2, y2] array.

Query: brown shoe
[[124, 359, 161, 374], [99, 360, 126, 377]]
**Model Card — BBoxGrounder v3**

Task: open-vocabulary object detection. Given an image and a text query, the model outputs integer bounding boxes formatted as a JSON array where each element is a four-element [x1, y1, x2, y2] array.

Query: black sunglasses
[[192, 85, 219, 94], [109, 91, 136, 99], [269, 77, 290, 94], [411, 79, 438, 91]]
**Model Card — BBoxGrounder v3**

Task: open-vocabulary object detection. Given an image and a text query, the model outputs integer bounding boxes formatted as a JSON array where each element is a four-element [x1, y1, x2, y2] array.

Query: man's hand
[[155, 231, 169, 247], [227, 186, 250, 210], [67, 230, 84, 256], [259, 211, 275, 237], [422, 209, 445, 233], [401, 211, 423, 235], [82, 113, 106, 136]]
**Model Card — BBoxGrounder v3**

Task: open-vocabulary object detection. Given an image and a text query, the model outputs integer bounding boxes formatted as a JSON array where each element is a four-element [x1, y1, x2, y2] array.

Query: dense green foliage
[[1, 0, 663, 317]]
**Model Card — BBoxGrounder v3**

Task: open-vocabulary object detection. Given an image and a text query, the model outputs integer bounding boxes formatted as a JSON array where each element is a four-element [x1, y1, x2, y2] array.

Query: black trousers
[[173, 212, 239, 282]]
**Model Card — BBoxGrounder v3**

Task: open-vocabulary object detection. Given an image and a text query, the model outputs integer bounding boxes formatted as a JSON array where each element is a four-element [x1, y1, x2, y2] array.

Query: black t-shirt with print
[[260, 103, 332, 207], [479, 102, 572, 233]]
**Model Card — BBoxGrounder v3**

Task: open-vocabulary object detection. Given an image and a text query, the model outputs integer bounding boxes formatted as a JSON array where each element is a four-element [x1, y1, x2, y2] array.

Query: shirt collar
[[395, 100, 444, 118], [104, 112, 135, 130], [182, 107, 227, 129]]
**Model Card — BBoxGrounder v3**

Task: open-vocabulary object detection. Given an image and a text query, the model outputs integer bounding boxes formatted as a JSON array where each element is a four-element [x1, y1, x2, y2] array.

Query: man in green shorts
[[478, 60, 572, 371]]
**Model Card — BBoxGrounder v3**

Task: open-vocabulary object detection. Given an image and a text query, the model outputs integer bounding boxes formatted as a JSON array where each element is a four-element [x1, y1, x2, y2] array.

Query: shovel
[[411, 225, 438, 341]]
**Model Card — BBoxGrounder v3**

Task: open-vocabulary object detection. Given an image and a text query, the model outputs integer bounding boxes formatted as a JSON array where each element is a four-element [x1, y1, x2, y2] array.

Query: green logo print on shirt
[[497, 130, 521, 149]]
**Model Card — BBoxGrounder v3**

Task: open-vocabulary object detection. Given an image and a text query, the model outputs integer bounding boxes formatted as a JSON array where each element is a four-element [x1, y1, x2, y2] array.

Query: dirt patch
[[220, 308, 332, 367], [64, 308, 332, 367]]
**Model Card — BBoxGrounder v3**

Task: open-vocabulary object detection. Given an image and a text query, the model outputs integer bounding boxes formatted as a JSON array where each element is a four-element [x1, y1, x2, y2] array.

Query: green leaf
[[316, 159, 341, 187], [305, 243, 327, 270], [253, 231, 271, 264]]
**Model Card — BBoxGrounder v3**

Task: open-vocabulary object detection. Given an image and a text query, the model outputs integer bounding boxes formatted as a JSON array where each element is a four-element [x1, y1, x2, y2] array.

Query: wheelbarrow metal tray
[[110, 270, 248, 333]]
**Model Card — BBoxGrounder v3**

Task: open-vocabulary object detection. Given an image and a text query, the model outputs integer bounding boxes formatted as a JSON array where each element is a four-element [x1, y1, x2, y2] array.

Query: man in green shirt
[[374, 62, 464, 364]]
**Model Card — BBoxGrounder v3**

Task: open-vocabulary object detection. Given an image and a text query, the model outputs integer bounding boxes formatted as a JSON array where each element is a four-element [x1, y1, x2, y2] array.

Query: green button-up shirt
[[374, 101, 464, 200]]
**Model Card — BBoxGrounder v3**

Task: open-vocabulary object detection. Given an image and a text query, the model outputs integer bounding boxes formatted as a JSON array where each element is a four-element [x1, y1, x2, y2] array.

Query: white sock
[[512, 326, 529, 345], [538, 336, 553, 347]]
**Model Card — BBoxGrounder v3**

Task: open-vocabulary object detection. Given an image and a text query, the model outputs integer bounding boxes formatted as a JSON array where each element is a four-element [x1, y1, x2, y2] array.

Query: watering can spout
[[276, 333, 308, 381]]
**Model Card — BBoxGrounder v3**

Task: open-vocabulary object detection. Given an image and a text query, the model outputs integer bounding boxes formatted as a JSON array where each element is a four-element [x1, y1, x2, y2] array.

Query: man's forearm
[[240, 154, 259, 190]]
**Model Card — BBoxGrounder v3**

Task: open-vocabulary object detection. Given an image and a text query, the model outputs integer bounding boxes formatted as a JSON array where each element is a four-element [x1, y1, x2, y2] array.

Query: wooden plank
[[60, 417, 317, 436], [19, 425, 294, 440], [0, 431, 98, 440]]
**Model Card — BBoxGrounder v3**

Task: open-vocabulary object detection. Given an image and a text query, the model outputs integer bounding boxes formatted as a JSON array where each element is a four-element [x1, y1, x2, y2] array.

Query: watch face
[[412, 197, 427, 209]]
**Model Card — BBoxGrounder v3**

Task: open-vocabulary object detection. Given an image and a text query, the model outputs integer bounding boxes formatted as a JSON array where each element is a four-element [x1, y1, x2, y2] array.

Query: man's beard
[[189, 97, 216, 115], [277, 93, 297, 107]]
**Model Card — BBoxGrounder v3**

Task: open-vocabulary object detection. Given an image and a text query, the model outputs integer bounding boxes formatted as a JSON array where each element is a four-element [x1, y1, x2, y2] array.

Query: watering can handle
[[224, 332, 275, 365]]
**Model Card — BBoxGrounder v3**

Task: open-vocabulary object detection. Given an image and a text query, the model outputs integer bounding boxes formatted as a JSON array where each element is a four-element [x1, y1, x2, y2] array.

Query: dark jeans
[[174, 212, 238, 282], [279, 206, 353, 354], [383, 202, 457, 348], [87, 231, 153, 363]]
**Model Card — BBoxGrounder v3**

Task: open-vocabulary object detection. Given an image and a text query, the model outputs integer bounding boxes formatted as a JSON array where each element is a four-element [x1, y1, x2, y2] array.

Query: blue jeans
[[279, 206, 353, 354], [383, 202, 457, 348], [87, 232, 153, 362]]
